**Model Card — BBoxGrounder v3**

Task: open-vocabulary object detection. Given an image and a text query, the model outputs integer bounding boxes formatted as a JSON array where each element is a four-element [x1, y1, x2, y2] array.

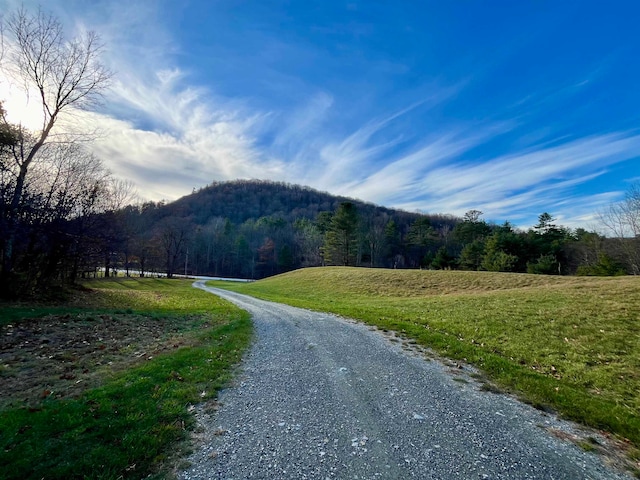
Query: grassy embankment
[[212, 267, 640, 463], [0, 278, 251, 480]]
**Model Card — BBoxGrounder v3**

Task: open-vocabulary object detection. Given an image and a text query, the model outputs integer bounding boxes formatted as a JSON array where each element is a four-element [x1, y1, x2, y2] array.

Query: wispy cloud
[[61, 1, 286, 199], [272, 91, 334, 149], [1, 0, 282, 200], [379, 131, 640, 222], [3, 0, 639, 229]]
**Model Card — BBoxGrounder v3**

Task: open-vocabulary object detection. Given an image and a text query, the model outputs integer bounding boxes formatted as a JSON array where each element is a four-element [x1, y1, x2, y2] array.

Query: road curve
[[180, 280, 628, 479]]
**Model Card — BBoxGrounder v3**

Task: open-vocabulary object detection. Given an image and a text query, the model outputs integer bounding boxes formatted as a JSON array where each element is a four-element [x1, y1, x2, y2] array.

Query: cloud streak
[[336, 128, 639, 210], [3, 0, 639, 229], [33, 59, 640, 227]]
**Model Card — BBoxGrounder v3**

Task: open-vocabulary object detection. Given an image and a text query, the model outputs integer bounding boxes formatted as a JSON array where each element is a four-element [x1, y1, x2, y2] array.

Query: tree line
[[1, 7, 638, 300], [81, 180, 639, 283], [86, 181, 456, 280]]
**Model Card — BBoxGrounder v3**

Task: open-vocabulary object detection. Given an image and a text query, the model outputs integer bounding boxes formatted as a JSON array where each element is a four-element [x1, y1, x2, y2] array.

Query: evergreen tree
[[431, 246, 456, 270], [528, 213, 570, 273], [407, 217, 436, 247], [453, 210, 491, 245], [459, 240, 486, 270], [526, 254, 560, 275], [407, 217, 436, 267], [324, 202, 359, 266], [481, 223, 523, 272], [384, 219, 401, 267]]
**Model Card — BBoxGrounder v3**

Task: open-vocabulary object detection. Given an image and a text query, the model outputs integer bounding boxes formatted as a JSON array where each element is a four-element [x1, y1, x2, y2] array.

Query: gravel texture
[[180, 281, 630, 479]]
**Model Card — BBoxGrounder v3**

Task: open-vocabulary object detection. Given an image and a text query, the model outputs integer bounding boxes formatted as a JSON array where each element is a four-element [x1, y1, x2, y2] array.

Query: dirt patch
[[0, 313, 207, 408], [547, 426, 640, 477]]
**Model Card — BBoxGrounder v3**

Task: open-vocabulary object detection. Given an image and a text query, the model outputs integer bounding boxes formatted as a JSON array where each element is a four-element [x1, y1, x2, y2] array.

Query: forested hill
[[162, 180, 428, 226], [93, 179, 634, 282], [123, 179, 459, 279]]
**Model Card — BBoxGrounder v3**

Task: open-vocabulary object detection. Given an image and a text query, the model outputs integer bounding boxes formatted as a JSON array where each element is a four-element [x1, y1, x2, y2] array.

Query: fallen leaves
[[0, 312, 204, 408]]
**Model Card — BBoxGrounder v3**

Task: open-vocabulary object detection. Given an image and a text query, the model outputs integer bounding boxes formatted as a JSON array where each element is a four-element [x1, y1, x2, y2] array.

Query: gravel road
[[180, 281, 629, 479]]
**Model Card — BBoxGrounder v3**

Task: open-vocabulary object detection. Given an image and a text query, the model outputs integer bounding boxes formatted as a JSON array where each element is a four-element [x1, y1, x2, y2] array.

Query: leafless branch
[[2, 6, 112, 214], [599, 182, 640, 274]]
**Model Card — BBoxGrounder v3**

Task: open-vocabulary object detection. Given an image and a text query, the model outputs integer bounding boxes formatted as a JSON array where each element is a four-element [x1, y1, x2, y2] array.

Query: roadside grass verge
[[0, 278, 251, 480], [211, 267, 640, 465]]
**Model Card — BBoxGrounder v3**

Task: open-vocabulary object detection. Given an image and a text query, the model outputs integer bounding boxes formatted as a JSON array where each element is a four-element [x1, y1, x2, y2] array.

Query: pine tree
[[324, 202, 359, 266]]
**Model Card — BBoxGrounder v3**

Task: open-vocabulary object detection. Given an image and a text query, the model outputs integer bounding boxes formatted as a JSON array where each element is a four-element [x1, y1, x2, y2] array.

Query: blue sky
[[2, 0, 640, 229]]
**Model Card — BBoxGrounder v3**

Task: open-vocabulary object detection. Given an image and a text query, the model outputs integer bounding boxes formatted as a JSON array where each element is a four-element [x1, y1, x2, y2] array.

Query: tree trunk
[[104, 253, 111, 278]]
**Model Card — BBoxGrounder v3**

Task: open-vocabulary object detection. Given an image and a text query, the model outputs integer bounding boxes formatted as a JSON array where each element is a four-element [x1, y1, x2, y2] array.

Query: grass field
[[211, 267, 640, 469], [0, 278, 251, 480]]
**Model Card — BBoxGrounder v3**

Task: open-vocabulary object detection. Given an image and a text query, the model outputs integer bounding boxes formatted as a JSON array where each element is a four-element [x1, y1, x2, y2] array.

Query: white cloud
[[285, 111, 639, 228], [2, 0, 639, 232], [0, 79, 45, 131], [1, 0, 283, 202], [272, 91, 334, 148]]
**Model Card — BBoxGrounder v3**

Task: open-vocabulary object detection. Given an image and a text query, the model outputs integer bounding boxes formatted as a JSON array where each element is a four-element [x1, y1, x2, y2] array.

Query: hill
[[212, 267, 640, 470], [162, 179, 447, 226], [117, 180, 459, 279], [99, 180, 628, 282]]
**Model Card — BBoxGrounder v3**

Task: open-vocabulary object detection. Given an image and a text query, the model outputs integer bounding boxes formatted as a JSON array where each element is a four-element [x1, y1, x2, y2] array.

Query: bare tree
[[363, 212, 389, 267], [599, 183, 640, 274], [157, 217, 192, 278], [34, 144, 113, 284], [0, 103, 20, 158], [0, 6, 111, 277], [107, 178, 137, 212]]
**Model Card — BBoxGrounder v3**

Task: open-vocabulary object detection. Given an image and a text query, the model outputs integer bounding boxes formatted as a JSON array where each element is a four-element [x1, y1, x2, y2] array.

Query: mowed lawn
[[0, 278, 251, 480], [212, 267, 640, 461]]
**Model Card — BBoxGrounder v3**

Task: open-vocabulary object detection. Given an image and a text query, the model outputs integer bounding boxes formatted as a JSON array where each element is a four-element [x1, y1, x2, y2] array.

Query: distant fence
[[93, 268, 253, 282]]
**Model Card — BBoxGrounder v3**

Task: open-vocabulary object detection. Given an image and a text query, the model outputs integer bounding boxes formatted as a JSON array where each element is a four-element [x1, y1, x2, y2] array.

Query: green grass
[[0, 278, 252, 480], [211, 267, 640, 458]]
